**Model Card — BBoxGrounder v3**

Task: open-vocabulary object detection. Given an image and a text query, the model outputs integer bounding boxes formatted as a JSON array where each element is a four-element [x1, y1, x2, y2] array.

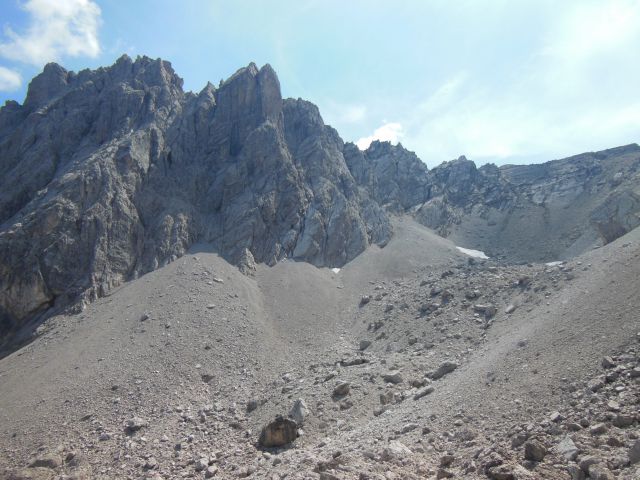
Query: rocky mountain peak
[[0, 58, 392, 352], [23, 62, 70, 111]]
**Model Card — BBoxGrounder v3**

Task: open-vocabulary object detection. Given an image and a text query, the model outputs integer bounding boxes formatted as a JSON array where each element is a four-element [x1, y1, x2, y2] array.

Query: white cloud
[[0, 0, 102, 66], [0, 66, 21, 91], [356, 122, 404, 150]]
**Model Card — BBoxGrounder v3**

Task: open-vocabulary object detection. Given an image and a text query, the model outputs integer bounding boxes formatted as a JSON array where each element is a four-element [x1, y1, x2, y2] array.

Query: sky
[[0, 0, 639, 167]]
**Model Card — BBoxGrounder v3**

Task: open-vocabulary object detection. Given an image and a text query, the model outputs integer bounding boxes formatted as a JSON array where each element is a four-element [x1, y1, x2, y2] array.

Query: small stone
[[556, 436, 579, 461], [429, 361, 458, 380], [566, 465, 586, 480], [144, 457, 158, 470], [400, 423, 419, 434], [124, 417, 147, 433], [505, 304, 516, 314], [612, 414, 634, 428], [288, 398, 308, 425], [382, 371, 403, 384], [578, 456, 600, 473], [566, 422, 582, 432], [360, 295, 371, 306], [601, 356, 615, 369], [549, 411, 564, 423], [205, 465, 218, 478], [340, 357, 368, 367], [524, 439, 546, 462], [414, 386, 435, 400], [379, 441, 412, 461], [28, 454, 60, 469], [333, 382, 350, 397], [440, 454, 455, 467], [246, 399, 259, 412], [587, 465, 615, 480], [194, 458, 208, 471], [98, 432, 111, 441], [359, 340, 371, 350], [590, 423, 607, 435]]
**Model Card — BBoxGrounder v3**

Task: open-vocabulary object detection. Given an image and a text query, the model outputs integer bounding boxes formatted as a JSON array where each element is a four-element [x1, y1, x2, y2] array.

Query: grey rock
[[413, 386, 435, 400], [612, 414, 635, 428], [587, 465, 615, 480], [246, 399, 259, 413], [333, 381, 350, 397], [429, 361, 459, 380], [601, 356, 616, 369], [194, 458, 208, 471], [382, 370, 403, 384], [288, 398, 307, 425], [205, 466, 218, 478], [630, 439, 640, 464], [556, 436, 579, 461], [473, 304, 497, 318], [124, 416, 147, 433], [523, 439, 546, 462], [28, 454, 60, 469], [578, 456, 600, 473]]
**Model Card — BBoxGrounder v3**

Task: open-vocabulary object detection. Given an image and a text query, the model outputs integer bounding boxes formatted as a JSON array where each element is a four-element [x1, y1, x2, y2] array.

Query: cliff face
[[1, 56, 639, 351], [0, 56, 391, 348]]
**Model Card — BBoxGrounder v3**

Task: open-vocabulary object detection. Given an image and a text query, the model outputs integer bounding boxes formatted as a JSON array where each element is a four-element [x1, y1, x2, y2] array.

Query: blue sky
[[1, 0, 639, 167]]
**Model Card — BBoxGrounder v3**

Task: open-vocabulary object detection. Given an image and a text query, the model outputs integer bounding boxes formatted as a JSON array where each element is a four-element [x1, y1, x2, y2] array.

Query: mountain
[[346, 141, 640, 263], [1, 56, 639, 354], [1, 56, 639, 480], [0, 56, 391, 351]]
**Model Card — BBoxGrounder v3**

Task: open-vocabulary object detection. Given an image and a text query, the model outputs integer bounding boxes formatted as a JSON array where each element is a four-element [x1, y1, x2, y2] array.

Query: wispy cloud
[[356, 122, 404, 150], [395, 0, 640, 166], [0, 0, 102, 66], [0, 66, 21, 92]]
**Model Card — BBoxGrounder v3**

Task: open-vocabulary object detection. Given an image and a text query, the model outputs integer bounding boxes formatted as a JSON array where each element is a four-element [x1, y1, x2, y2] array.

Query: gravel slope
[[0, 216, 638, 479]]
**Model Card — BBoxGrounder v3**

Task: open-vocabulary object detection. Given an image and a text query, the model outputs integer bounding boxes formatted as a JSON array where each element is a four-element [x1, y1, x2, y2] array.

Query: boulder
[[258, 415, 298, 448]]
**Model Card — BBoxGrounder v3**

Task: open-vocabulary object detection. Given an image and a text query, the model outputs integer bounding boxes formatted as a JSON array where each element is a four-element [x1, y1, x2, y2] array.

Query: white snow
[[545, 261, 563, 267], [331, 268, 341, 274], [456, 246, 489, 259]]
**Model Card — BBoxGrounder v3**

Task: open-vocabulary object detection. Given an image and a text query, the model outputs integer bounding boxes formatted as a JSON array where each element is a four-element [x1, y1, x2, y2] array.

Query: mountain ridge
[[1, 55, 639, 354]]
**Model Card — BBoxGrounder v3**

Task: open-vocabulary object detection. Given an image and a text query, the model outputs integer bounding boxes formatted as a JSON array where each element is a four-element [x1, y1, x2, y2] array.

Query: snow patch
[[545, 261, 563, 267], [456, 246, 489, 259], [331, 268, 341, 274]]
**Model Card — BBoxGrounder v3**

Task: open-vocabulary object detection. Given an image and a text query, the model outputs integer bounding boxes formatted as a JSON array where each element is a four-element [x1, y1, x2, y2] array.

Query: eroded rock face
[[0, 56, 391, 351]]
